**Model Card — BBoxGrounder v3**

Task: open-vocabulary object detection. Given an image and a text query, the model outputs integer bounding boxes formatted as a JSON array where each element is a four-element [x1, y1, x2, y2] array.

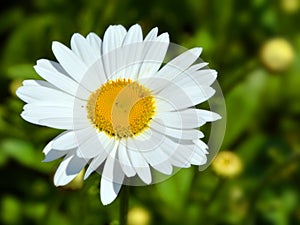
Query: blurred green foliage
[[1, 0, 300, 225]]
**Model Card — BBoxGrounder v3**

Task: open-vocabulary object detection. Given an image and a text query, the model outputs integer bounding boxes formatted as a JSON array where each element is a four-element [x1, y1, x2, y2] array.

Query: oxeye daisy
[[16, 24, 221, 205]]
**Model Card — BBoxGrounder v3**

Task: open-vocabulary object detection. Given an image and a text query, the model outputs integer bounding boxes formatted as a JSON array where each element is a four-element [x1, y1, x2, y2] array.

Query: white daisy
[[16, 24, 221, 205]]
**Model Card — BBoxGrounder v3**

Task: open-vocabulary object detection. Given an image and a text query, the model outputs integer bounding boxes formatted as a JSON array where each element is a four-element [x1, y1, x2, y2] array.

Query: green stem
[[183, 166, 199, 207], [119, 186, 129, 225], [201, 177, 226, 224], [206, 177, 226, 207]]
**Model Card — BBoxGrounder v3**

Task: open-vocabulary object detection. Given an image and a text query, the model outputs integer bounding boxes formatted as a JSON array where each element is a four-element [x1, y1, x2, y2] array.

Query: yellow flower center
[[87, 79, 155, 138]]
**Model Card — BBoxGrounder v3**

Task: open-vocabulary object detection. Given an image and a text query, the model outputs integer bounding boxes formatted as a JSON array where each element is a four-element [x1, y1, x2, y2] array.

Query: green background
[[1, 0, 300, 224]]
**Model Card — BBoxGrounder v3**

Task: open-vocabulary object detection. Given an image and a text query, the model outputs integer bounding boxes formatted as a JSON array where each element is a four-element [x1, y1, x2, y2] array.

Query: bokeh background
[[1, 0, 300, 225]]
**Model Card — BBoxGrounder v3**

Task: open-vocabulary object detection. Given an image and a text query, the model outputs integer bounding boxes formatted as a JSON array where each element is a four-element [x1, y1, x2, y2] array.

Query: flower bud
[[128, 206, 151, 225], [281, 0, 299, 13], [63, 169, 84, 190], [212, 151, 243, 178], [260, 38, 294, 72]]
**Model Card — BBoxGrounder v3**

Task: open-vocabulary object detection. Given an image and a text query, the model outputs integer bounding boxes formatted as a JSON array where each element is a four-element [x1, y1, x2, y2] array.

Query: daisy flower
[[16, 24, 221, 205]]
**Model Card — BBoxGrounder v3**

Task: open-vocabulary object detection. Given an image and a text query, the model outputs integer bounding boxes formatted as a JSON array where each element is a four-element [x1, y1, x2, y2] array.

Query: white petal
[[38, 117, 89, 130], [117, 139, 136, 177], [34, 61, 81, 96], [180, 143, 207, 166], [79, 59, 107, 92], [42, 140, 53, 154], [54, 153, 86, 186], [185, 62, 209, 73], [154, 96, 177, 112], [134, 140, 173, 175], [42, 140, 68, 162], [52, 130, 79, 150], [141, 148, 173, 175], [150, 120, 204, 140], [77, 131, 109, 159], [112, 43, 144, 80], [100, 177, 123, 205], [102, 25, 127, 55], [149, 161, 173, 175], [21, 105, 74, 123], [16, 85, 74, 104], [22, 99, 72, 109], [137, 129, 192, 168], [126, 137, 152, 184], [196, 109, 221, 122], [84, 150, 108, 179], [144, 27, 158, 41], [102, 25, 127, 79], [43, 149, 68, 162], [150, 48, 202, 92], [54, 156, 75, 186], [181, 85, 216, 106], [22, 102, 86, 121], [66, 155, 87, 174], [123, 24, 143, 45], [71, 33, 99, 66], [52, 41, 87, 83], [109, 24, 144, 80], [84, 132, 115, 179], [193, 139, 209, 154], [102, 25, 159, 81], [127, 151, 152, 184], [156, 84, 216, 110], [138, 33, 169, 79], [84, 137, 114, 179], [175, 69, 218, 88], [20, 96, 88, 129], [194, 69, 218, 86], [35, 59, 68, 75], [154, 108, 207, 129], [84, 154, 106, 179], [22, 79, 55, 88], [157, 137, 193, 168], [86, 32, 102, 54], [128, 128, 160, 150], [100, 142, 124, 205], [190, 146, 207, 165], [132, 129, 173, 175]]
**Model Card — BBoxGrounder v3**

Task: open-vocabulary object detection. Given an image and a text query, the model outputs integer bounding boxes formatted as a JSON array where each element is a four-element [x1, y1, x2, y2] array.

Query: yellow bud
[[10, 79, 23, 96], [211, 151, 243, 178], [127, 207, 151, 225], [62, 169, 85, 190], [281, 0, 299, 13], [260, 38, 294, 72]]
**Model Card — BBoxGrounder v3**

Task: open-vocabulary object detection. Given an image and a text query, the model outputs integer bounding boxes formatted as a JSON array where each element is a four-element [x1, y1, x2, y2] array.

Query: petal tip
[[191, 47, 203, 57]]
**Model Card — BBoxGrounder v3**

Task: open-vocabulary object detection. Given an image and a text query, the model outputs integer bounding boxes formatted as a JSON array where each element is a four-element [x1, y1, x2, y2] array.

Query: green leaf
[[1, 196, 22, 225], [155, 168, 193, 213], [222, 69, 268, 148], [24, 202, 47, 221], [6, 64, 38, 79], [0, 138, 53, 173], [0, 150, 8, 167], [0, 8, 24, 33], [237, 133, 267, 167]]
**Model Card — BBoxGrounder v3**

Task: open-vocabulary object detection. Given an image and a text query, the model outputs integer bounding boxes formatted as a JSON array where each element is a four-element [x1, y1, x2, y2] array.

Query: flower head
[[16, 24, 220, 205]]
